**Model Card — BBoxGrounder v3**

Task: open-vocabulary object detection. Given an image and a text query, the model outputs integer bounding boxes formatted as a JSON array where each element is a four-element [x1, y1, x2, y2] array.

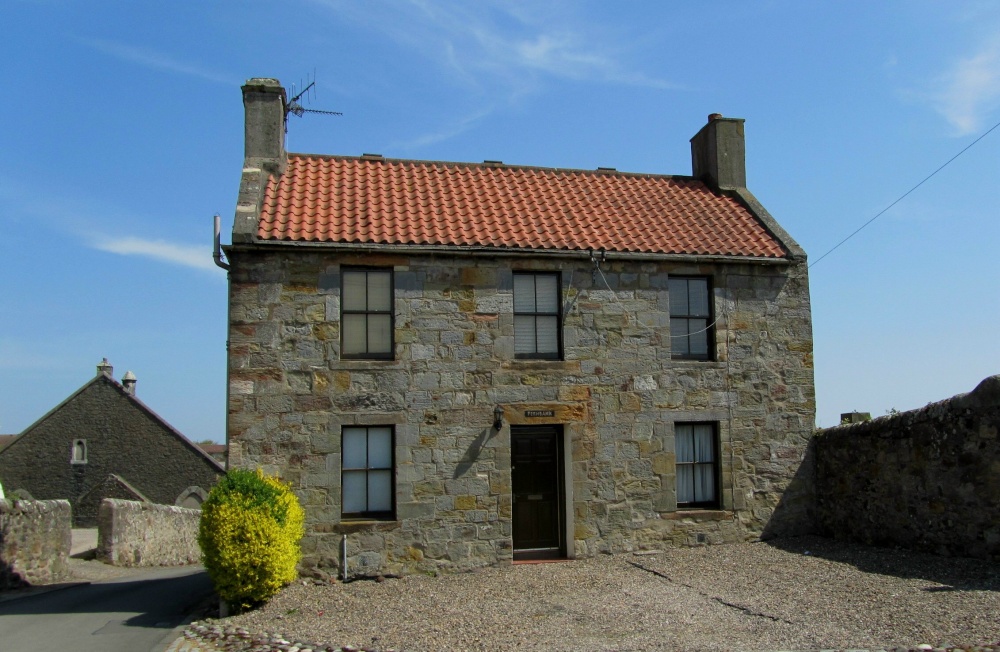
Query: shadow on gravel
[[765, 535, 1000, 593]]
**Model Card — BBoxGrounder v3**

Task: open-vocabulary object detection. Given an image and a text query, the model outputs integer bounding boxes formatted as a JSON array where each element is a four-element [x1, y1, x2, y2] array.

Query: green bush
[[198, 468, 305, 610]]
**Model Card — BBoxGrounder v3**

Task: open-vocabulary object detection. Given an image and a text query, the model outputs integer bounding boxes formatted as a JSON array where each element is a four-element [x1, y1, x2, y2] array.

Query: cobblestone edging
[[165, 623, 999, 652]]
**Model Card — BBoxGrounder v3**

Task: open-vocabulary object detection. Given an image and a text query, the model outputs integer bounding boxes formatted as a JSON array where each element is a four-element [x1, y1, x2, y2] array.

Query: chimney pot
[[708, 113, 723, 122], [96, 358, 113, 377], [122, 371, 137, 396]]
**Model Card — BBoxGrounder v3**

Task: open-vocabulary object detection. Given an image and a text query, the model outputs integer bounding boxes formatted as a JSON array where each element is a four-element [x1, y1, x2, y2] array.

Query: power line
[[809, 118, 1000, 269]]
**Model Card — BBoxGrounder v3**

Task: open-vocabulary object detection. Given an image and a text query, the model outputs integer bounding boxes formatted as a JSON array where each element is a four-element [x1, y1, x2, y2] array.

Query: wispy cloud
[[1, 177, 221, 273], [930, 36, 1000, 135], [81, 38, 234, 85], [392, 106, 497, 150], [316, 0, 674, 95], [90, 236, 218, 271]]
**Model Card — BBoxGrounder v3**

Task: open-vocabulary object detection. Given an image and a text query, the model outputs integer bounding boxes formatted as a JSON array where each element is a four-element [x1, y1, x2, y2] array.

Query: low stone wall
[[98, 499, 202, 567], [816, 375, 1000, 561], [0, 499, 72, 588]]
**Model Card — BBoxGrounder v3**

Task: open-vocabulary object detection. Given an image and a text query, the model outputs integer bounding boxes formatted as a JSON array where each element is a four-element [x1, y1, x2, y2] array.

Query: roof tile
[[257, 155, 786, 258]]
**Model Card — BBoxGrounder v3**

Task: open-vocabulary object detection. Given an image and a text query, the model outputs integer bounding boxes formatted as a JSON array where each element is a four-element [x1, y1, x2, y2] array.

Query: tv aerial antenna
[[285, 72, 342, 128]]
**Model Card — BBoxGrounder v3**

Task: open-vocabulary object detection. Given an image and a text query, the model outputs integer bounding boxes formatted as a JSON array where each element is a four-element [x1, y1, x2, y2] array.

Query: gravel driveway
[[190, 535, 1000, 652]]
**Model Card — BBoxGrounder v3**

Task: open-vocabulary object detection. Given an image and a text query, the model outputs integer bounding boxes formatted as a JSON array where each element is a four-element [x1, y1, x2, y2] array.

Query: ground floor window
[[342, 426, 394, 518], [675, 423, 718, 508]]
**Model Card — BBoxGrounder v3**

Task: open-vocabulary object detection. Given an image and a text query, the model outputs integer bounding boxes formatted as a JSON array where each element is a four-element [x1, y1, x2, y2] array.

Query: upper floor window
[[341, 269, 393, 359], [71, 439, 87, 464], [342, 426, 394, 519], [514, 272, 561, 359], [675, 423, 718, 509], [669, 276, 713, 361]]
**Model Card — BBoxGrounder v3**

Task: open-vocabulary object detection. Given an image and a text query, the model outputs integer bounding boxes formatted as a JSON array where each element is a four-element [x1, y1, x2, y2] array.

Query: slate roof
[[256, 154, 788, 258]]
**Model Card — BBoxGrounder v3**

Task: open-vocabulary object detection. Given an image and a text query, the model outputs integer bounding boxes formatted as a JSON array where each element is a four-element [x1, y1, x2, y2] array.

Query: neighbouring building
[[0, 360, 224, 526], [223, 78, 815, 576], [198, 443, 228, 466]]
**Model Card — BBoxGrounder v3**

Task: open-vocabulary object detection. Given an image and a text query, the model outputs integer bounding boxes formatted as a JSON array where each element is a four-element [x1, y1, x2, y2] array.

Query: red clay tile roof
[[257, 155, 787, 258]]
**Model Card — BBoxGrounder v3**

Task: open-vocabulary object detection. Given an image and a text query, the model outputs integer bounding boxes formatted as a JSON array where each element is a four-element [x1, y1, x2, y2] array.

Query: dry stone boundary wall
[[0, 499, 72, 588], [98, 498, 202, 567], [815, 375, 1000, 561]]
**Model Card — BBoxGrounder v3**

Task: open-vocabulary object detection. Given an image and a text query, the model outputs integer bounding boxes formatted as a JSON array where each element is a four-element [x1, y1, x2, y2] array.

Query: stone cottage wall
[[0, 499, 72, 588], [816, 375, 1000, 561], [0, 379, 222, 526], [97, 499, 202, 567], [226, 249, 815, 575]]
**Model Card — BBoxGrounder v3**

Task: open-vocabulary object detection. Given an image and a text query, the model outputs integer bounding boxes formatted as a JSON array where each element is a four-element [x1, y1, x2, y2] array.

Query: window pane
[[343, 271, 367, 311], [514, 315, 536, 354], [343, 428, 368, 468], [669, 278, 688, 315], [676, 465, 693, 503], [693, 425, 714, 462], [688, 279, 710, 317], [368, 314, 392, 354], [675, 425, 693, 463], [689, 320, 709, 357], [342, 314, 367, 354], [367, 470, 393, 512], [342, 470, 367, 513], [535, 275, 559, 313], [671, 318, 689, 355], [513, 275, 535, 312], [367, 272, 392, 312], [368, 427, 393, 468], [695, 464, 716, 502], [536, 315, 559, 354]]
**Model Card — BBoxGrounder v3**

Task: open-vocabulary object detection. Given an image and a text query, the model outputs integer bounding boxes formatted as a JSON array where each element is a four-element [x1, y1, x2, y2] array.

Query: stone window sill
[[664, 509, 731, 521], [334, 519, 400, 534], [669, 359, 726, 369], [330, 360, 405, 371], [503, 360, 580, 371]]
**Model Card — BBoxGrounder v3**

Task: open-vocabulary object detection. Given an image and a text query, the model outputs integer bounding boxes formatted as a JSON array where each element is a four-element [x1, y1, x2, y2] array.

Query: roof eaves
[[229, 239, 791, 264]]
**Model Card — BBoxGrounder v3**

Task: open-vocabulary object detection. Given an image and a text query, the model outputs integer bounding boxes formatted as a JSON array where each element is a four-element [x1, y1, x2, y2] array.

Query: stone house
[[0, 360, 224, 526], [197, 443, 228, 465], [223, 78, 815, 576]]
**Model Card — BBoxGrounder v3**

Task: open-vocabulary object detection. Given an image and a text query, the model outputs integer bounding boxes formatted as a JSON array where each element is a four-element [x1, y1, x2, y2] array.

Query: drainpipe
[[213, 214, 230, 270], [341, 534, 349, 582]]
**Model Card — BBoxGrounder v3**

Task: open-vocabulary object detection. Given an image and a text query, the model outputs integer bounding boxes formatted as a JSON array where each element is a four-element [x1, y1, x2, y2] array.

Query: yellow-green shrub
[[198, 468, 305, 610]]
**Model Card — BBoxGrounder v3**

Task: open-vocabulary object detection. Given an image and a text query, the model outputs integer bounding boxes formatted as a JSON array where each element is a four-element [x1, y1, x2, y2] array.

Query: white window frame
[[513, 272, 562, 360], [675, 423, 719, 508], [341, 268, 394, 360], [341, 426, 395, 519]]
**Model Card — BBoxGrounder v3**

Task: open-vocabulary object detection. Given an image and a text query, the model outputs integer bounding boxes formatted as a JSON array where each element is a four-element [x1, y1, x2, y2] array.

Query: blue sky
[[2, 1, 999, 441]]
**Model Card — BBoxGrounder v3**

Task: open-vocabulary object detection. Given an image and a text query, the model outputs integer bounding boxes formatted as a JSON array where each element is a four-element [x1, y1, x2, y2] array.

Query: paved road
[[0, 566, 213, 652]]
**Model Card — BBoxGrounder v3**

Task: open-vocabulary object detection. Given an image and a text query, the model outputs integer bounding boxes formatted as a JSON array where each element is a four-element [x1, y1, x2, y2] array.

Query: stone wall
[[97, 499, 202, 567], [227, 249, 815, 575], [816, 375, 1000, 561], [0, 499, 72, 588]]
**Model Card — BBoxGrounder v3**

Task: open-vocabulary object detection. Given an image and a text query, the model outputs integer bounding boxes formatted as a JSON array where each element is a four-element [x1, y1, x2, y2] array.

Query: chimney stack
[[122, 370, 137, 396], [690, 114, 746, 191], [242, 78, 288, 176], [96, 358, 113, 377]]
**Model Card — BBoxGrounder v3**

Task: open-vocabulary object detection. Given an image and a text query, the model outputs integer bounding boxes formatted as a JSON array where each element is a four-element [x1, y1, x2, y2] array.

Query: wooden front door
[[511, 425, 563, 559]]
